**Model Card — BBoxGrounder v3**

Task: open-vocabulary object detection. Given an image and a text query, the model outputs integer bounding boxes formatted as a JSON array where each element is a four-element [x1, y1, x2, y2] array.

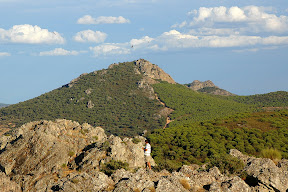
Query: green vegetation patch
[[149, 110, 288, 172], [101, 160, 129, 176], [152, 82, 256, 126]]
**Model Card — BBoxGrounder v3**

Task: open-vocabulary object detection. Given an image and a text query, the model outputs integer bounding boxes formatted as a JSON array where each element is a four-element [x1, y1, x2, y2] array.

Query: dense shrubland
[[152, 82, 257, 126], [149, 110, 288, 172]]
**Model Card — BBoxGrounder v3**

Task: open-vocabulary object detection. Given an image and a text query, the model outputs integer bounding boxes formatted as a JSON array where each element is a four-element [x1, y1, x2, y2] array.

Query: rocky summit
[[186, 80, 235, 96], [0, 119, 287, 192]]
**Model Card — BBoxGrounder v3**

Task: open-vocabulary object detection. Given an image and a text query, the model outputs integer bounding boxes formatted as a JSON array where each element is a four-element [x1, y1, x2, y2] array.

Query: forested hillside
[[153, 82, 257, 126], [149, 110, 288, 171], [0, 61, 166, 136]]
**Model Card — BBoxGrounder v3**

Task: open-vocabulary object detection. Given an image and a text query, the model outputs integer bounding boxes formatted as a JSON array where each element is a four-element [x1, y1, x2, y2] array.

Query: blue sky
[[0, 0, 288, 104]]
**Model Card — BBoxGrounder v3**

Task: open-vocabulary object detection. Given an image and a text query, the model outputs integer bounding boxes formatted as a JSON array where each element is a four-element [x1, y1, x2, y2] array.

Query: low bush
[[260, 148, 282, 161], [101, 160, 129, 176], [206, 154, 244, 175]]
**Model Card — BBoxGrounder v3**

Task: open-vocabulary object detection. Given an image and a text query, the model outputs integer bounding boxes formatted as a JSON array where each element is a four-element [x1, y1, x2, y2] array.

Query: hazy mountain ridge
[[0, 103, 9, 108]]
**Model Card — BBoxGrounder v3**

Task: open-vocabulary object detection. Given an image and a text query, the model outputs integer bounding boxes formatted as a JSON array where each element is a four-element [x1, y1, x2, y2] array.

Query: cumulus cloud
[[186, 6, 288, 34], [0, 52, 10, 57], [73, 30, 107, 43], [89, 44, 130, 57], [77, 15, 130, 24], [140, 30, 288, 50], [130, 36, 154, 49], [39, 48, 79, 56], [0, 24, 64, 44], [173, 6, 288, 35]]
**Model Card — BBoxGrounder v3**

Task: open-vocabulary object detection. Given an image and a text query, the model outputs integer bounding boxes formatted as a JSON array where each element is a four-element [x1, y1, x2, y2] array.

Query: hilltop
[[185, 80, 235, 96], [0, 59, 175, 137]]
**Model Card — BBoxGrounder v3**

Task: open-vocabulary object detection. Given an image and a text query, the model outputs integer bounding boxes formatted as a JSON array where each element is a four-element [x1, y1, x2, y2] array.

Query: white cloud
[[186, 6, 288, 34], [232, 48, 259, 53], [140, 30, 288, 50], [130, 36, 154, 48], [77, 15, 130, 24], [89, 44, 130, 57], [39, 48, 79, 56], [0, 24, 64, 44], [73, 30, 107, 43], [189, 28, 240, 36], [0, 52, 10, 56]]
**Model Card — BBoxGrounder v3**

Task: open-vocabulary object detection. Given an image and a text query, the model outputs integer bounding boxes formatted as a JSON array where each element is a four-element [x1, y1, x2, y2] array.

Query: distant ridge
[[185, 80, 235, 96], [0, 103, 9, 108]]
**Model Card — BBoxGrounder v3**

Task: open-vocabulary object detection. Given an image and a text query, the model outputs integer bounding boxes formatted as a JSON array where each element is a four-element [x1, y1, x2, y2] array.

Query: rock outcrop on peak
[[187, 80, 217, 91], [186, 80, 235, 96], [134, 59, 176, 84]]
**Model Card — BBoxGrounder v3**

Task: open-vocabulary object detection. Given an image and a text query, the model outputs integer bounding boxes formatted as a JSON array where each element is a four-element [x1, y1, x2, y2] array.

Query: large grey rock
[[209, 176, 251, 192], [0, 120, 106, 190], [134, 59, 176, 84], [230, 149, 288, 192]]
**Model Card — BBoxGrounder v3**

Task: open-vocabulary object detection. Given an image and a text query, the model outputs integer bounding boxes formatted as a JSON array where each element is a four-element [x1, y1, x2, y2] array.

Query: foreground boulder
[[230, 149, 288, 192], [0, 120, 151, 191]]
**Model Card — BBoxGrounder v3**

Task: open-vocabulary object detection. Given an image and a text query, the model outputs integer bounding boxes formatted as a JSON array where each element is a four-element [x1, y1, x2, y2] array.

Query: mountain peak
[[109, 59, 176, 84], [186, 80, 235, 96], [187, 80, 218, 91], [134, 59, 176, 84]]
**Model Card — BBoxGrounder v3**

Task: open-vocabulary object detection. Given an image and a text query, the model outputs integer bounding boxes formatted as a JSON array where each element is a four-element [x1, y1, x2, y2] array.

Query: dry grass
[[148, 186, 156, 192], [260, 148, 282, 163], [134, 188, 141, 192], [105, 184, 115, 191], [179, 178, 191, 190]]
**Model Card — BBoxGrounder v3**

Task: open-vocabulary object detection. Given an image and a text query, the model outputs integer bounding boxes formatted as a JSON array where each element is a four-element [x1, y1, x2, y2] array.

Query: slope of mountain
[[185, 80, 235, 96], [149, 109, 288, 171], [0, 59, 175, 137], [153, 82, 256, 126], [0, 59, 287, 138]]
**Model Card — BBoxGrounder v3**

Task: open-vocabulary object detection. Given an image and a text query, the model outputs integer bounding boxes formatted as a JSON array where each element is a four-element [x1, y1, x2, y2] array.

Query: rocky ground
[[0, 119, 287, 191]]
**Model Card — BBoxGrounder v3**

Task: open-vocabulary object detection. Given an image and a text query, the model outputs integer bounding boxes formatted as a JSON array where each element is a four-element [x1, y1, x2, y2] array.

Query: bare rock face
[[187, 80, 217, 91], [186, 80, 235, 96], [134, 59, 176, 84], [0, 172, 21, 192], [0, 120, 107, 191], [0, 120, 156, 191], [230, 149, 288, 192], [87, 100, 94, 108]]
